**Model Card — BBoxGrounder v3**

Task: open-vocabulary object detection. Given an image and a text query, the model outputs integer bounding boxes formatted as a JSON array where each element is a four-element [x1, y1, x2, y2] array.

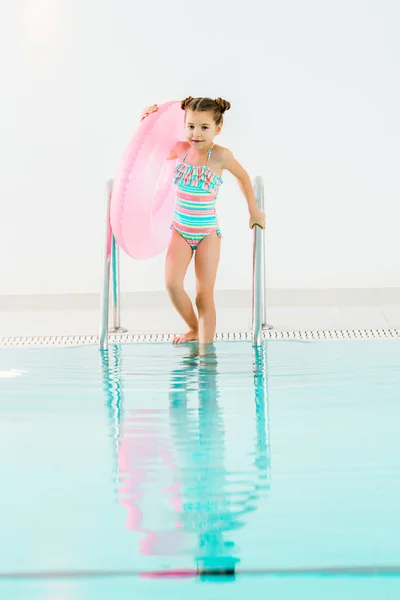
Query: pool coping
[[0, 329, 399, 347]]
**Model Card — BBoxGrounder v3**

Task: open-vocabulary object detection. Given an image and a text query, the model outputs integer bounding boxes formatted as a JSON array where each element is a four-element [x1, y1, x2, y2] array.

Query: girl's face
[[185, 110, 222, 150]]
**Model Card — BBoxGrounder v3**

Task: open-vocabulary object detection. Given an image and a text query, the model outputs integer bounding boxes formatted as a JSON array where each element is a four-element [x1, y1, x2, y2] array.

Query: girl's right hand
[[140, 104, 158, 121]]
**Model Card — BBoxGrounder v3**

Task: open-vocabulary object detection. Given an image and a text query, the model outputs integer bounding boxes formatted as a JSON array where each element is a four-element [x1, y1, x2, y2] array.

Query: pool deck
[[0, 289, 399, 339]]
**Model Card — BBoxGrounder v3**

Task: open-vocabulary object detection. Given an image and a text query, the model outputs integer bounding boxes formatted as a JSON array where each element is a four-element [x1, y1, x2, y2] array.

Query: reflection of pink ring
[[110, 101, 185, 259]]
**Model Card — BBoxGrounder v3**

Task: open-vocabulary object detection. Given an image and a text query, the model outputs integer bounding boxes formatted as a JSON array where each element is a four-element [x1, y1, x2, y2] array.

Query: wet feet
[[172, 329, 199, 344]]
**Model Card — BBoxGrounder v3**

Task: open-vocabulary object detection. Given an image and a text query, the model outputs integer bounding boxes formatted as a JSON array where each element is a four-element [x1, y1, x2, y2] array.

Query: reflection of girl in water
[[101, 343, 270, 576], [169, 346, 239, 574], [169, 344, 270, 575]]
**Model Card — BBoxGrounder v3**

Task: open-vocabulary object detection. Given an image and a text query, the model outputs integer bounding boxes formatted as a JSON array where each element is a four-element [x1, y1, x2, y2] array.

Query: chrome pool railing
[[252, 176, 273, 346], [99, 179, 126, 351], [100, 176, 272, 350]]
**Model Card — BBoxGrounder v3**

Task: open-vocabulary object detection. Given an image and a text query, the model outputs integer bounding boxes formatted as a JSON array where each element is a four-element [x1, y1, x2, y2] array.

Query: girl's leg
[[194, 231, 221, 347], [165, 229, 199, 343]]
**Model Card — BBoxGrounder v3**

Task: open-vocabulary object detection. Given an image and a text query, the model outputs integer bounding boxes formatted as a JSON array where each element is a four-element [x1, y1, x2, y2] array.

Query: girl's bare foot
[[173, 329, 199, 344]]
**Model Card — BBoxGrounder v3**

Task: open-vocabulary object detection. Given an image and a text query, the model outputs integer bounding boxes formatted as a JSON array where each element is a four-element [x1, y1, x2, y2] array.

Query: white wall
[[1, 0, 399, 295]]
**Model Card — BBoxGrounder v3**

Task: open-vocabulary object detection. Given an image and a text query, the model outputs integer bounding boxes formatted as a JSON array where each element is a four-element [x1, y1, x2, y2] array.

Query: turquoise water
[[1, 339, 400, 598]]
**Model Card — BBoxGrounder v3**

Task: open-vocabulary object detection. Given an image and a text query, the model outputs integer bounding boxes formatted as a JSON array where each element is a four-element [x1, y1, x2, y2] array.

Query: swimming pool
[[1, 338, 400, 598]]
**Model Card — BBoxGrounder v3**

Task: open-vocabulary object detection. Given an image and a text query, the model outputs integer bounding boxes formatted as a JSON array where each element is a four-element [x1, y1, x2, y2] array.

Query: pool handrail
[[251, 176, 273, 346], [100, 176, 272, 350], [100, 179, 126, 351]]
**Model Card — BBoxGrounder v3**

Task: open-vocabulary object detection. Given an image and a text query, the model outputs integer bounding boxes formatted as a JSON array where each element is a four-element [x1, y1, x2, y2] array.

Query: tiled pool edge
[[0, 329, 399, 347]]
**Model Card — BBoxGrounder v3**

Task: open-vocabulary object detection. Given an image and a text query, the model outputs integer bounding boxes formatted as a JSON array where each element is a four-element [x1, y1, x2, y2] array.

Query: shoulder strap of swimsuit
[[182, 145, 191, 163], [206, 144, 214, 166]]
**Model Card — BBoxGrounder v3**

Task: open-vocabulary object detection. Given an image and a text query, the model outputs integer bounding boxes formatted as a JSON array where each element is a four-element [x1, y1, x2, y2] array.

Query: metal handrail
[[252, 176, 273, 346], [99, 179, 126, 351], [99, 180, 113, 350], [111, 234, 123, 332], [100, 176, 271, 350]]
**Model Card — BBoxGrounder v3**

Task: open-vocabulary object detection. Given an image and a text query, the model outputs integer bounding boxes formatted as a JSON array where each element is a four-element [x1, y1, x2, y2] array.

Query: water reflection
[[100, 343, 271, 576]]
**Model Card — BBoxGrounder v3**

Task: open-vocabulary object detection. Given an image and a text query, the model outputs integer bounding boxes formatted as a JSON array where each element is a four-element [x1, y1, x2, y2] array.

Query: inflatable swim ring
[[110, 101, 185, 259]]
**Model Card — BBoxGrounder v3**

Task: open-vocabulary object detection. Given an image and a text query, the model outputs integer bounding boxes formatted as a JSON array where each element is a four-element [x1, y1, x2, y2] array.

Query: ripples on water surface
[[1, 339, 400, 598]]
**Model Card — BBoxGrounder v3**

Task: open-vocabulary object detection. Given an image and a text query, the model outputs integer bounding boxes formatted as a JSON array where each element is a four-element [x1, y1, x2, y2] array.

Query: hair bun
[[214, 97, 231, 113], [181, 96, 194, 110]]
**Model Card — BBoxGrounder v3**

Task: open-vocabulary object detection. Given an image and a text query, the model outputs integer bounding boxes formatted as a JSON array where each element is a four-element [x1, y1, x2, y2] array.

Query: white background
[[1, 0, 399, 295]]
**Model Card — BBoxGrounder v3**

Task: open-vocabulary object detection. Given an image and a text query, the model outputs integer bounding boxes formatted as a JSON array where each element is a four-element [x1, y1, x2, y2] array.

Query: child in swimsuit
[[141, 97, 265, 347]]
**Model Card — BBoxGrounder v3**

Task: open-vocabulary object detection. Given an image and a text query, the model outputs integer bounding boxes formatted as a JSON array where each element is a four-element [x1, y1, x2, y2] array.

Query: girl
[[141, 97, 265, 347]]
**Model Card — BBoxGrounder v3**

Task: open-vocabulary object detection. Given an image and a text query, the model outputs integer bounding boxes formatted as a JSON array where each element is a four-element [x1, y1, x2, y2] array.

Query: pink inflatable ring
[[110, 101, 185, 259]]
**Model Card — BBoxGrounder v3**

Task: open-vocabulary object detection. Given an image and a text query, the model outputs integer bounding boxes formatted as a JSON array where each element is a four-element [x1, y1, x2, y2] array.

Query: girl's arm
[[222, 149, 266, 229]]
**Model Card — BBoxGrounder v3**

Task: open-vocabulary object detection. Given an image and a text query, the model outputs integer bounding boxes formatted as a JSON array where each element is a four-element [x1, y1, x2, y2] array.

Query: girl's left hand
[[249, 208, 266, 229]]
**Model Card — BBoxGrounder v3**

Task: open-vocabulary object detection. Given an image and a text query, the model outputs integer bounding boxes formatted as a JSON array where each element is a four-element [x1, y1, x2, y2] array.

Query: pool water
[[1, 339, 400, 598]]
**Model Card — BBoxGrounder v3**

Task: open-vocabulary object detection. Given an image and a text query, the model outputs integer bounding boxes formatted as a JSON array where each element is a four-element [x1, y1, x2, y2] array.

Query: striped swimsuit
[[171, 144, 223, 250]]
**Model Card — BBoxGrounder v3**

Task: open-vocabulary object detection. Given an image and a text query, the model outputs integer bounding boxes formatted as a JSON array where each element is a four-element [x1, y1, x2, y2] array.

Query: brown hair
[[181, 96, 231, 126]]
